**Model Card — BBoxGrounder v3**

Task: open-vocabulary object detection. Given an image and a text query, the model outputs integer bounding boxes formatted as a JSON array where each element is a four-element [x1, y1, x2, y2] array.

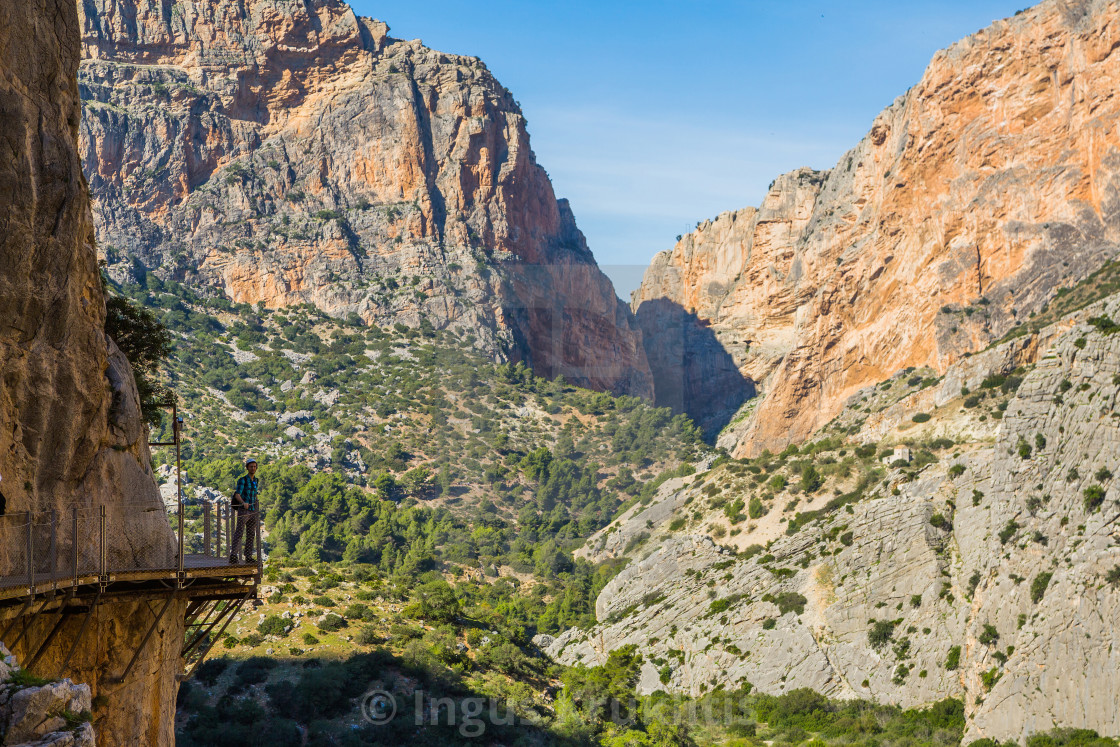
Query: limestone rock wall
[[77, 0, 652, 398], [634, 0, 1120, 454], [1, 1, 184, 744], [550, 295, 1120, 742]]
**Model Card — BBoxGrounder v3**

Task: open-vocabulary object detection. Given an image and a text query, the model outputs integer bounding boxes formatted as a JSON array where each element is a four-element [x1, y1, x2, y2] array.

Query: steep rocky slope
[[1, 1, 183, 744], [634, 0, 1120, 454], [78, 0, 652, 398], [550, 294, 1120, 742]]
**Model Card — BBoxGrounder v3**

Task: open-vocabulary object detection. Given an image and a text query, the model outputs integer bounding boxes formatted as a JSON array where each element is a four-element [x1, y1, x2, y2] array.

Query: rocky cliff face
[[551, 294, 1120, 742], [78, 0, 652, 398], [1, 1, 183, 744], [634, 0, 1120, 454]]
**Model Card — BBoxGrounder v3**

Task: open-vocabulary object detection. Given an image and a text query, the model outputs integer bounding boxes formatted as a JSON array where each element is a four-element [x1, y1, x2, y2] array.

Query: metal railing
[[1, 401, 262, 603], [0, 502, 262, 598]]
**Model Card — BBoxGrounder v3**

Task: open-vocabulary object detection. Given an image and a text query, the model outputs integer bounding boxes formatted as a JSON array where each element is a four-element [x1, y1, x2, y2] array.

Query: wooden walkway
[[0, 555, 260, 605]]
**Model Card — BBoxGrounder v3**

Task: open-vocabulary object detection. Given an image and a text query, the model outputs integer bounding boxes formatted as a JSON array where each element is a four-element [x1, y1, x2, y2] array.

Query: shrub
[[1083, 485, 1106, 512], [342, 603, 372, 620], [1087, 315, 1120, 334], [998, 521, 1019, 545], [929, 513, 951, 530], [868, 620, 897, 650], [708, 599, 731, 616], [1017, 437, 1032, 459], [1107, 566, 1120, 587], [258, 614, 288, 637], [404, 579, 460, 622], [912, 413, 931, 423], [311, 595, 335, 608], [104, 294, 173, 425], [1030, 572, 1053, 604], [748, 496, 766, 519], [799, 465, 823, 493], [979, 624, 1000, 646], [762, 618, 777, 630], [945, 645, 961, 670], [195, 657, 230, 686], [355, 625, 381, 645], [234, 656, 276, 686], [949, 464, 966, 478], [301, 632, 319, 645], [980, 666, 1002, 691], [775, 592, 808, 616], [668, 517, 687, 531], [316, 613, 346, 633]]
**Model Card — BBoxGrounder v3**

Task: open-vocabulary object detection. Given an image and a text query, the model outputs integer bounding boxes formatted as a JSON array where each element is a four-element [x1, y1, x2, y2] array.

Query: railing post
[[225, 505, 232, 558], [26, 515, 34, 595], [175, 403, 184, 579], [71, 507, 79, 585], [99, 505, 107, 582], [215, 504, 223, 559], [255, 509, 263, 577], [203, 501, 211, 557], [50, 510, 58, 590]]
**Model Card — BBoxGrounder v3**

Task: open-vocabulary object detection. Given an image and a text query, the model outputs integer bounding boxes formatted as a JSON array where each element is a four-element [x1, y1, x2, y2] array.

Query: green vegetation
[[1084, 485, 1106, 513], [945, 645, 961, 671], [868, 620, 897, 650], [103, 285, 173, 425], [1030, 572, 1053, 604]]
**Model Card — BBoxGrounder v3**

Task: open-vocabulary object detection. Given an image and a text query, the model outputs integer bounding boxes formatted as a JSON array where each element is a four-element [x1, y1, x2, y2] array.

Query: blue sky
[[349, 0, 1031, 296]]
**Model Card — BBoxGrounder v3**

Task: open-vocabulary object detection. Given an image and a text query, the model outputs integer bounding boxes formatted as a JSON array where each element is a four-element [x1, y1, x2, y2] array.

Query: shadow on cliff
[[634, 298, 755, 442]]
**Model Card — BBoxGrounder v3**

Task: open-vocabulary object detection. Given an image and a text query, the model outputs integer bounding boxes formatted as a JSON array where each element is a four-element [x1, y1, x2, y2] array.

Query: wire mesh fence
[[0, 500, 261, 596], [0, 514, 32, 592]]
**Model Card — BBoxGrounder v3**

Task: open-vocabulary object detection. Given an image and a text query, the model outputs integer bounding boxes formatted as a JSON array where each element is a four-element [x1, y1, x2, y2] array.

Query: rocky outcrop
[[77, 0, 652, 398], [551, 295, 1120, 742], [0, 644, 96, 746], [1, 2, 184, 744], [634, 0, 1120, 454]]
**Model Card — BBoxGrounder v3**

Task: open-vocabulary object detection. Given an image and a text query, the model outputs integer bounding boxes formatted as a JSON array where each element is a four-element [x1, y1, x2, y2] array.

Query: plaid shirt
[[234, 475, 259, 512]]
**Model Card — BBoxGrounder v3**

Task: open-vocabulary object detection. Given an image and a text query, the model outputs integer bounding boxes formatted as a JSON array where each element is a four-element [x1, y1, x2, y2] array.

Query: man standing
[[230, 458, 260, 564]]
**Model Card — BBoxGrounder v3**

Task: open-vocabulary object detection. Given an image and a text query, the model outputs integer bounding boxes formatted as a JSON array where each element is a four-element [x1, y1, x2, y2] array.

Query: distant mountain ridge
[[634, 0, 1120, 455], [78, 0, 652, 399]]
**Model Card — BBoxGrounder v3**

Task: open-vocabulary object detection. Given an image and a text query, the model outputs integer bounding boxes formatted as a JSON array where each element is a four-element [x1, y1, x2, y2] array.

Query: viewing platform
[[0, 404, 260, 678]]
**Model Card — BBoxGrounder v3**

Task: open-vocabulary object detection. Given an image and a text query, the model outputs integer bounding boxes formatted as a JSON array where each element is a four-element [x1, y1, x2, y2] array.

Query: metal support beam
[[7, 596, 51, 651], [182, 596, 247, 679], [0, 596, 35, 641], [56, 591, 99, 678], [181, 599, 237, 659], [25, 590, 76, 671]]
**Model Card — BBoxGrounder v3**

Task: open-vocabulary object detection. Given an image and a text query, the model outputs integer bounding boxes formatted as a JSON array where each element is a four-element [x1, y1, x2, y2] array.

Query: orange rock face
[[634, 0, 1120, 454], [79, 0, 651, 398]]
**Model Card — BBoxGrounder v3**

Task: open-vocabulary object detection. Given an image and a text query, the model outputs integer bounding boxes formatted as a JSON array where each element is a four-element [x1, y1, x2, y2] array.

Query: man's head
[[245, 459, 258, 476]]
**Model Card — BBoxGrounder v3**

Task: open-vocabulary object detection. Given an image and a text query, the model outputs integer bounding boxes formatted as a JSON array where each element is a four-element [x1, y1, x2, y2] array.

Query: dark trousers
[[230, 510, 258, 561]]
